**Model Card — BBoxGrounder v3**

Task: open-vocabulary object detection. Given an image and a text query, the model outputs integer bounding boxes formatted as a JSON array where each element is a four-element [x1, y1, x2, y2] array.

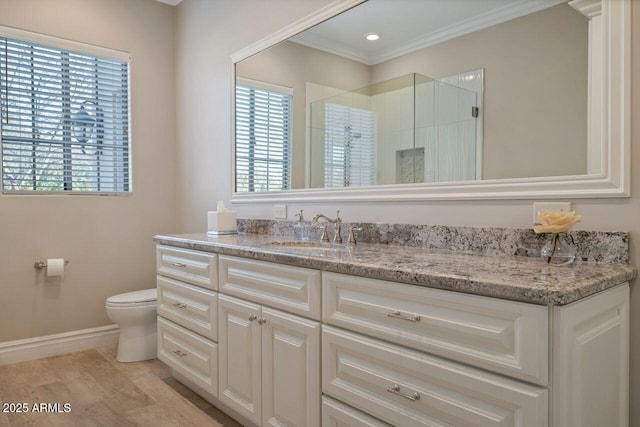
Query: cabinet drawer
[[157, 276, 218, 341], [323, 326, 547, 427], [158, 317, 217, 397], [219, 255, 321, 320], [322, 396, 390, 427], [323, 272, 548, 385], [157, 245, 217, 290]]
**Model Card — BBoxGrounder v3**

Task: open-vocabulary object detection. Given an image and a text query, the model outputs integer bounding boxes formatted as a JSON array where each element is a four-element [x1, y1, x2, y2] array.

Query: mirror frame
[[230, 0, 629, 203]]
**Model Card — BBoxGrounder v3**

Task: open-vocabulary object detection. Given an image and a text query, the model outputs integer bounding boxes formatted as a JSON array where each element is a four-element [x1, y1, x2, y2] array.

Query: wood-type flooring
[[0, 345, 242, 427]]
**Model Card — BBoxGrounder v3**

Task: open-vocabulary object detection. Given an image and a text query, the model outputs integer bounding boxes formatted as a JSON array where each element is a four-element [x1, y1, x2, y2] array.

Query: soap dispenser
[[293, 210, 308, 240]]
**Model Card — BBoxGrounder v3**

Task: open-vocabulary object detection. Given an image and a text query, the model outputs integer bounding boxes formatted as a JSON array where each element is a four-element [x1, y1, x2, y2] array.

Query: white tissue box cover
[[208, 211, 237, 233]]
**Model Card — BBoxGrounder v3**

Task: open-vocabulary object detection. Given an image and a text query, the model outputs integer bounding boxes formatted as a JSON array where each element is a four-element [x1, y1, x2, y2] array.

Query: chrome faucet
[[347, 225, 363, 245], [312, 210, 342, 243]]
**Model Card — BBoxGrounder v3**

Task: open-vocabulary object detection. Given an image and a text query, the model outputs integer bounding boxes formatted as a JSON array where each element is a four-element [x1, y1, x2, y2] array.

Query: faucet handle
[[334, 221, 343, 244], [319, 225, 330, 242], [295, 209, 304, 222], [347, 226, 363, 244], [336, 210, 341, 222]]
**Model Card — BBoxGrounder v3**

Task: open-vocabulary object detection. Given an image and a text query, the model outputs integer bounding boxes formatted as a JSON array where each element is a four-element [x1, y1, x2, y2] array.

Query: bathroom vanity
[[154, 232, 634, 427]]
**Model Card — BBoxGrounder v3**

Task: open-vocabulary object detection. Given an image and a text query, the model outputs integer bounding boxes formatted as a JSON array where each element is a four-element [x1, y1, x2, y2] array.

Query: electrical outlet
[[274, 205, 287, 219], [532, 202, 572, 224]]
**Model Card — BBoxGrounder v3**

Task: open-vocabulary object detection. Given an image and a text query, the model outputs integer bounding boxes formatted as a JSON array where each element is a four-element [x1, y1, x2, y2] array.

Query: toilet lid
[[107, 288, 157, 304]]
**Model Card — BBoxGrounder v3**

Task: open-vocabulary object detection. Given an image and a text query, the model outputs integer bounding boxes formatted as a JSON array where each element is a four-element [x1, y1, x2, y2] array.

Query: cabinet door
[[261, 307, 321, 427], [157, 317, 218, 397], [322, 396, 391, 427], [157, 245, 217, 290], [553, 284, 629, 427], [218, 294, 262, 425], [157, 276, 218, 341], [219, 255, 322, 320], [323, 326, 548, 427], [323, 271, 548, 385]]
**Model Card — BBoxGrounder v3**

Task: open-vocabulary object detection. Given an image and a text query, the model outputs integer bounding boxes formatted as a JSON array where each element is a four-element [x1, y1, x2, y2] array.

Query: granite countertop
[[154, 233, 636, 306]]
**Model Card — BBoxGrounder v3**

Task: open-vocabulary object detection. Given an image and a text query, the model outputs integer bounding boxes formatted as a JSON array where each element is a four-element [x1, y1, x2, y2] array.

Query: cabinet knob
[[258, 318, 267, 325], [249, 314, 257, 321]]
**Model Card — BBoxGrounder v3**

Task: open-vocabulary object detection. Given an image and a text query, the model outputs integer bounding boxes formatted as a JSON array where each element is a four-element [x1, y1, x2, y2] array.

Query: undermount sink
[[264, 241, 344, 251]]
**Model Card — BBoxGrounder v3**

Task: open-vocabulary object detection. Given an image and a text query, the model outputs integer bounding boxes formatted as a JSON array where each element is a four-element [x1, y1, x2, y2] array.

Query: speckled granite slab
[[238, 219, 629, 264], [154, 233, 636, 306]]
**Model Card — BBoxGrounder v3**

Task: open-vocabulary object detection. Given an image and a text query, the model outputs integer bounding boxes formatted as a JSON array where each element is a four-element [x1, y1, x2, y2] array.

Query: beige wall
[[175, 0, 640, 424], [174, 0, 337, 229], [0, 0, 177, 341]]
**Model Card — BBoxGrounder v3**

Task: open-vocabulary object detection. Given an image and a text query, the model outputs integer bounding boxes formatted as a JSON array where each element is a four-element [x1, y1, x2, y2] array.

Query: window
[[324, 103, 376, 187], [235, 78, 291, 192], [0, 28, 130, 194]]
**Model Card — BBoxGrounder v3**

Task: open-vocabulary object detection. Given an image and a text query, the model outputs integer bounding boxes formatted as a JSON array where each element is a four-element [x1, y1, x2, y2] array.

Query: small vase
[[540, 234, 576, 265]]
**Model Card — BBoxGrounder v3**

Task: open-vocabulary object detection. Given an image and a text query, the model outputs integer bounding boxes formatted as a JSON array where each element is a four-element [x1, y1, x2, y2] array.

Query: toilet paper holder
[[34, 259, 70, 270]]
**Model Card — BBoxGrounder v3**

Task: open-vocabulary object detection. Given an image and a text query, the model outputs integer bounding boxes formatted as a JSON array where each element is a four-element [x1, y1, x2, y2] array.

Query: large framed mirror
[[231, 0, 629, 203]]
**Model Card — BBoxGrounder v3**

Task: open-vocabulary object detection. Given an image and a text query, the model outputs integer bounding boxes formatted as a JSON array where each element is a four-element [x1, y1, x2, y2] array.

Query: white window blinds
[[324, 103, 376, 188], [0, 34, 130, 194], [235, 80, 291, 192]]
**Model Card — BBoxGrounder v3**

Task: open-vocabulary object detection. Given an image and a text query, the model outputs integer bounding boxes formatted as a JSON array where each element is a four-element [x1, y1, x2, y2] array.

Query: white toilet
[[105, 288, 158, 362]]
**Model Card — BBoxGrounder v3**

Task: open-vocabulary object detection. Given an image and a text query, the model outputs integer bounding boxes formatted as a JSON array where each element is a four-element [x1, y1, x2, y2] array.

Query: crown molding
[[292, 0, 567, 65]]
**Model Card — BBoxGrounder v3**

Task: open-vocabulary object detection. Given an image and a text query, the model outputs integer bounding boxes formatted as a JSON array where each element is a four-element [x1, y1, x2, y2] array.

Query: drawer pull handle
[[171, 262, 187, 268], [172, 302, 187, 309], [249, 314, 257, 321], [387, 384, 420, 402], [173, 349, 187, 357], [387, 310, 421, 322]]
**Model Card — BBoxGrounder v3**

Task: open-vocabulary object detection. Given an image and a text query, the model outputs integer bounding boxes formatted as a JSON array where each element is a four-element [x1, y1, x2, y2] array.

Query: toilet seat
[[106, 300, 157, 309], [106, 288, 157, 307]]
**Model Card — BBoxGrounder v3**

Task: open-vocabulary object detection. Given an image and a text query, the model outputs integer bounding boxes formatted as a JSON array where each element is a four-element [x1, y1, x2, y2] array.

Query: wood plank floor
[[0, 346, 242, 427]]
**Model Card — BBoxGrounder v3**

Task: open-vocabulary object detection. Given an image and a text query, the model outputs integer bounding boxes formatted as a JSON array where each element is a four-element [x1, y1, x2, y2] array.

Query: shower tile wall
[[418, 68, 483, 183], [373, 85, 415, 185], [433, 69, 484, 182], [397, 147, 425, 184], [373, 69, 483, 185]]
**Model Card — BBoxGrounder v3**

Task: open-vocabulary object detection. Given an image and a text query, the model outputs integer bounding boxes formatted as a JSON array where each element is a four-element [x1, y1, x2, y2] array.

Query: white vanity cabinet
[[322, 272, 630, 427], [156, 245, 219, 396], [218, 256, 321, 427], [155, 242, 630, 427]]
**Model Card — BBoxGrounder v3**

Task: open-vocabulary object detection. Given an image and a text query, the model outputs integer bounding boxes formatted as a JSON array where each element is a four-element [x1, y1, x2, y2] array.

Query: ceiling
[[290, 0, 567, 65]]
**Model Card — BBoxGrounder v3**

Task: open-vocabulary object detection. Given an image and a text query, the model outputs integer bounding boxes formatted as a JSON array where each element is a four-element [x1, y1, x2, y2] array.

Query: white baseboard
[[0, 324, 120, 366]]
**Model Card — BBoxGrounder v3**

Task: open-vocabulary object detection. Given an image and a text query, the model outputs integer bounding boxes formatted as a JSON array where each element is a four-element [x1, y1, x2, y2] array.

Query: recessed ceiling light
[[365, 33, 380, 41]]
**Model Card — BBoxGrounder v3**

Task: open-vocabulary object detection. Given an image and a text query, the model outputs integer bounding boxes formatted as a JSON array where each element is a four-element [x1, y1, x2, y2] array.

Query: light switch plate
[[533, 202, 572, 224], [274, 205, 287, 219]]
